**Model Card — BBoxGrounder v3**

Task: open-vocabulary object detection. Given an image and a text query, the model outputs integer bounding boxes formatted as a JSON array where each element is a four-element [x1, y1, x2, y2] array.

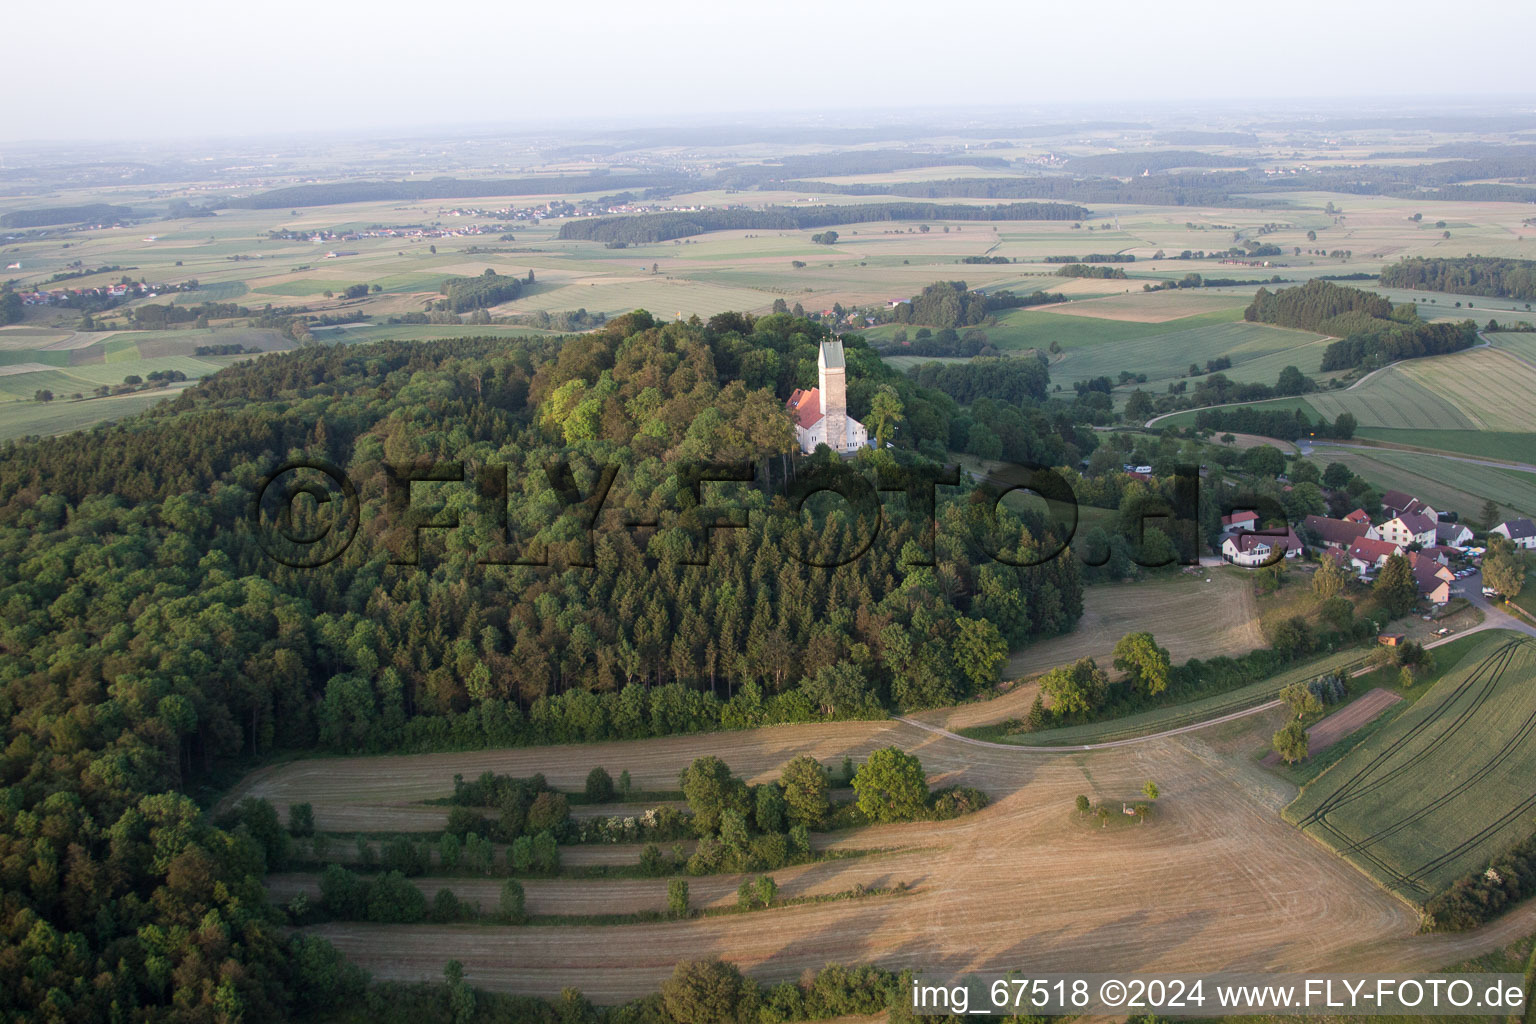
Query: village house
[[1344, 508, 1372, 526], [1302, 514, 1369, 551], [1379, 490, 1437, 521], [786, 339, 869, 455], [1221, 528, 1303, 567], [1490, 517, 1536, 550], [1221, 510, 1259, 531], [1348, 536, 1403, 576], [1369, 511, 1437, 548], [1435, 521, 1475, 548], [1408, 552, 1455, 604]]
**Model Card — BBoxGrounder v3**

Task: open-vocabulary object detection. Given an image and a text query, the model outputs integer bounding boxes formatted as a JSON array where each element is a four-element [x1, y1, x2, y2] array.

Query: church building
[[785, 339, 869, 454]]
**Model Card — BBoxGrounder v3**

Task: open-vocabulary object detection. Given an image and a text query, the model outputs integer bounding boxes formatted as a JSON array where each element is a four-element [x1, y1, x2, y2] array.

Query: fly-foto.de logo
[[249, 459, 1247, 571]]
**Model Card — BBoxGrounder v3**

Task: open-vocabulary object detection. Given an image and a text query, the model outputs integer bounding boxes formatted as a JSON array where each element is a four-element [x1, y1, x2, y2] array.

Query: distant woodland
[[1380, 256, 1536, 302], [554, 202, 1087, 244]]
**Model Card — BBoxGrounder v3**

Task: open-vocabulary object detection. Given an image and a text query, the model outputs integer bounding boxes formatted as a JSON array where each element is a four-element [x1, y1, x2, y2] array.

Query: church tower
[[818, 339, 847, 451]]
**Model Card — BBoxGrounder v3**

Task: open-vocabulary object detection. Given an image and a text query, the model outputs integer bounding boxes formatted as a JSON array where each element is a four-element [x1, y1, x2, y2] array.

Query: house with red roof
[[1348, 537, 1403, 576]]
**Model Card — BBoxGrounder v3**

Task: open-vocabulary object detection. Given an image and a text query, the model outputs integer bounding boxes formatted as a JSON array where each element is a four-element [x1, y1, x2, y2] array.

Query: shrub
[[525, 791, 569, 834], [1424, 832, 1536, 930], [667, 878, 690, 918], [499, 879, 526, 923], [366, 870, 427, 923], [288, 802, 315, 837], [585, 766, 615, 803], [930, 787, 989, 820]]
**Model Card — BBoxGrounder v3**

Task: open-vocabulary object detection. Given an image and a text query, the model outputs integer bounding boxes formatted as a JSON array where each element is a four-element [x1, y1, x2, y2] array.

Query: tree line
[[554, 202, 1088, 245], [1380, 256, 1536, 302]]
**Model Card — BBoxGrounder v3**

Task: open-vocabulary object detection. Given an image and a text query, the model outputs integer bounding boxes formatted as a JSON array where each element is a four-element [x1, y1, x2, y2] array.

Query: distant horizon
[[5, 93, 1536, 154], [7, 0, 1535, 144]]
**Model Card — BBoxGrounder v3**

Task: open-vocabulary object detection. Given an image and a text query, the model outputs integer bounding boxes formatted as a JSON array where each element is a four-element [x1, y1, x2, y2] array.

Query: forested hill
[[1243, 279, 1478, 372], [0, 312, 1084, 1020]]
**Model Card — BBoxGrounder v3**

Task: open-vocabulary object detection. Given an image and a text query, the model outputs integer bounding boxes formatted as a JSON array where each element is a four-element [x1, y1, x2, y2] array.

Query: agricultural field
[[1286, 634, 1536, 899], [223, 701, 1515, 1001], [1004, 569, 1264, 679], [1157, 340, 1536, 461], [1301, 446, 1536, 518]]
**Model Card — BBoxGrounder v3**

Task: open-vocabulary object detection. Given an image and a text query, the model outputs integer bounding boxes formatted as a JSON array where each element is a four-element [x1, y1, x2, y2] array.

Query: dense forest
[[0, 311, 1093, 1020], [882, 281, 1062, 329], [437, 268, 525, 312], [554, 202, 1088, 244], [1380, 256, 1536, 302], [713, 149, 1010, 188], [0, 203, 136, 228], [228, 174, 692, 209], [1244, 279, 1478, 371], [777, 147, 1536, 206]]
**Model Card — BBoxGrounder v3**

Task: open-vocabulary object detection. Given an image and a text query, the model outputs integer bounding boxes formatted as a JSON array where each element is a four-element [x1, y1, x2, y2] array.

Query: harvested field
[[1287, 635, 1536, 899], [251, 704, 1536, 1001], [1260, 688, 1402, 767], [1004, 571, 1263, 680], [911, 573, 1264, 733]]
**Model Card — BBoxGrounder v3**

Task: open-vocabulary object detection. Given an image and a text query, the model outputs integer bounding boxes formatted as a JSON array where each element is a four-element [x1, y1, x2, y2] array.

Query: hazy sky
[[7, 0, 1535, 143]]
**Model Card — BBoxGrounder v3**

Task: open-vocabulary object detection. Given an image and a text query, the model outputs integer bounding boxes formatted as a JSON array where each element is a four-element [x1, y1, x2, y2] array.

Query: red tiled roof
[[1221, 510, 1259, 528], [1303, 515, 1369, 547], [1349, 537, 1402, 564], [786, 388, 823, 429], [1344, 508, 1371, 524]]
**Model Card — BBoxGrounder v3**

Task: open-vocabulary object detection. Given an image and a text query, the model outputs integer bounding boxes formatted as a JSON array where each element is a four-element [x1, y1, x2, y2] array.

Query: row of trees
[[554, 202, 1088, 244], [1192, 404, 1357, 442]]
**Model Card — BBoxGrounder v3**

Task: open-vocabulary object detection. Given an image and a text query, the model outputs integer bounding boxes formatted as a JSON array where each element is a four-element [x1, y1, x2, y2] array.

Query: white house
[[1222, 529, 1302, 567], [787, 339, 869, 455], [1369, 511, 1436, 548], [1491, 518, 1536, 550], [1435, 521, 1474, 548]]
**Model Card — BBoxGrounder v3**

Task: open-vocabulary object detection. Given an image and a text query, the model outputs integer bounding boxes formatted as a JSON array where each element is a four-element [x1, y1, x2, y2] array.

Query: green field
[[1303, 446, 1536, 518], [0, 386, 191, 440], [1350, 429, 1536, 462], [987, 305, 1247, 353], [1285, 633, 1536, 900], [1054, 320, 1328, 386]]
